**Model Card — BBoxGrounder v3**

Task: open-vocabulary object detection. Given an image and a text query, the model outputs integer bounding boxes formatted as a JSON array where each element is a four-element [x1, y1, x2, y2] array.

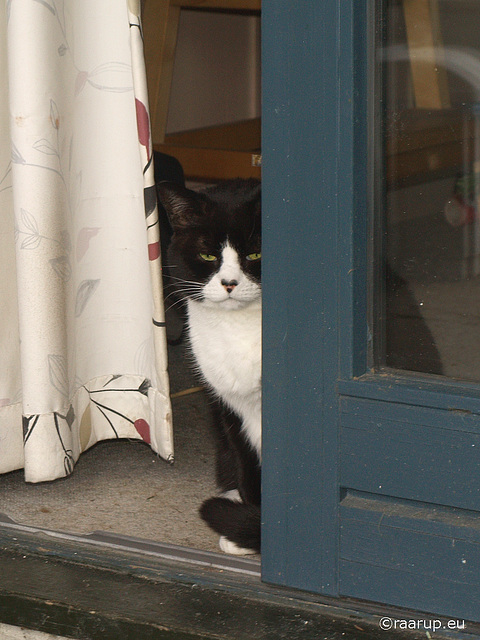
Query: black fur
[[199, 397, 261, 552], [157, 179, 261, 554], [154, 152, 187, 344], [157, 178, 261, 300], [199, 497, 261, 553]]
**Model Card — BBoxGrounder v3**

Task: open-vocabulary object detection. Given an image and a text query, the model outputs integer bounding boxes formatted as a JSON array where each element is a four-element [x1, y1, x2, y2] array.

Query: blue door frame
[[262, 0, 480, 621]]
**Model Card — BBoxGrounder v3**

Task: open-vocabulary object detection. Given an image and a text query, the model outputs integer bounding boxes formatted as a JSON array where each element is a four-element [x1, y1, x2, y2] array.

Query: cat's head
[[158, 179, 261, 311]]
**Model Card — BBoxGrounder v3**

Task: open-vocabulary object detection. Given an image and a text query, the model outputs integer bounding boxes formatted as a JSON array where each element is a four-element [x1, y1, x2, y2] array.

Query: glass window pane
[[378, 0, 480, 381]]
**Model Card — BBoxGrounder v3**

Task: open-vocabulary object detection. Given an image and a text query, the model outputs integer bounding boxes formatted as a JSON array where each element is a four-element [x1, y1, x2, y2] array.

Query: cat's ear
[[156, 181, 201, 231], [247, 180, 261, 213], [250, 180, 261, 201]]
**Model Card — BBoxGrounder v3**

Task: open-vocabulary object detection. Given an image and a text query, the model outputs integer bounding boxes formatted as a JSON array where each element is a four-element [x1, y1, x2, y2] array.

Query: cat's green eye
[[199, 253, 218, 262], [246, 252, 261, 261]]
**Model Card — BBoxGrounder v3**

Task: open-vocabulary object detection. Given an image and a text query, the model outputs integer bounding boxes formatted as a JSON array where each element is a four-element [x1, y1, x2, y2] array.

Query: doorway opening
[[0, 4, 261, 562]]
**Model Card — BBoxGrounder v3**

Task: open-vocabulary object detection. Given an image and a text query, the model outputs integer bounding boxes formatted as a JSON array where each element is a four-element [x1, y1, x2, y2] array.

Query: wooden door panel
[[340, 491, 480, 619], [340, 396, 480, 511]]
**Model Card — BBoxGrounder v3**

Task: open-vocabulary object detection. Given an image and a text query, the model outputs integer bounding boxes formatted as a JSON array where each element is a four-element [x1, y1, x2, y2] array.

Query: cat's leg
[[218, 404, 261, 506], [210, 398, 241, 493], [207, 490, 255, 555], [216, 489, 257, 555], [200, 495, 261, 555], [219, 535, 258, 555], [200, 402, 261, 555]]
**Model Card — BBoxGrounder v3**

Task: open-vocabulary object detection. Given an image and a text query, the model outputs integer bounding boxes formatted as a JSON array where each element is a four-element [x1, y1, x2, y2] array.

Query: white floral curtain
[[0, 0, 173, 482]]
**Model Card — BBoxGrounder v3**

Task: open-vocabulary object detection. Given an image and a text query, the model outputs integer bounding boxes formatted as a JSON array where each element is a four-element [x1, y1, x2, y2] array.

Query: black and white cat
[[158, 179, 262, 555]]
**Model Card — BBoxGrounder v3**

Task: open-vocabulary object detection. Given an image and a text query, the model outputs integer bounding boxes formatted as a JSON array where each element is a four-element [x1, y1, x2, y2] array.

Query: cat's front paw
[[219, 536, 257, 556]]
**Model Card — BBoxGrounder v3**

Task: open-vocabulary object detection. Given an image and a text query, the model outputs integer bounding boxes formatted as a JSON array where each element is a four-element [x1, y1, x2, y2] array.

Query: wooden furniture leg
[[143, 0, 181, 144], [402, 0, 450, 109], [142, 0, 261, 179]]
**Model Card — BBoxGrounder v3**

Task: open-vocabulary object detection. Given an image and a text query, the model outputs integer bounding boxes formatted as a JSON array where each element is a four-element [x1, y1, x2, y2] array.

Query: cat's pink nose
[[221, 279, 238, 293]]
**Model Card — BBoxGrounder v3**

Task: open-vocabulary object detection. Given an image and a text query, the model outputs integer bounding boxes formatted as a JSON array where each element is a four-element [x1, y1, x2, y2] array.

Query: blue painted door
[[262, 0, 480, 621]]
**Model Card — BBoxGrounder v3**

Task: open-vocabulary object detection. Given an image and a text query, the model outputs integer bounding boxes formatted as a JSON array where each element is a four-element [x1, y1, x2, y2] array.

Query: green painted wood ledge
[[0, 523, 478, 640]]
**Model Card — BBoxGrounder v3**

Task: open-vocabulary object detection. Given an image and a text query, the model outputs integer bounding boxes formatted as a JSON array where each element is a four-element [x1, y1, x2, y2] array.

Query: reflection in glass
[[379, 0, 480, 381]]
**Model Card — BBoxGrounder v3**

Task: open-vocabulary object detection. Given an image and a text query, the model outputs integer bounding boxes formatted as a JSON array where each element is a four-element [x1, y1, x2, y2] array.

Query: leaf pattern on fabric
[[135, 99, 151, 159], [53, 411, 74, 475], [134, 419, 151, 444], [64, 455, 74, 475], [1, 1, 174, 482], [11, 143, 26, 165], [50, 99, 60, 130], [148, 241, 160, 261], [17, 372, 162, 481], [84, 377, 153, 440], [65, 404, 75, 428], [75, 71, 88, 96], [75, 63, 133, 96], [33, 138, 58, 156], [0, 162, 12, 192], [21, 408, 76, 478], [33, 0, 56, 15], [76, 227, 100, 261], [138, 379, 151, 396], [61, 229, 72, 253], [21, 233, 42, 250], [23, 415, 39, 444], [144, 185, 156, 218], [17, 208, 41, 249], [79, 404, 92, 452], [48, 354, 69, 398], [104, 374, 123, 385], [87, 62, 132, 93], [20, 208, 39, 233], [50, 255, 72, 281], [128, 0, 174, 462], [75, 279, 100, 316]]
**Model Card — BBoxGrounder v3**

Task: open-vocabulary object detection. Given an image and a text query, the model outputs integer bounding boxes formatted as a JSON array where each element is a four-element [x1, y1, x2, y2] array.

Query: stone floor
[[0, 625, 71, 640], [0, 339, 222, 553]]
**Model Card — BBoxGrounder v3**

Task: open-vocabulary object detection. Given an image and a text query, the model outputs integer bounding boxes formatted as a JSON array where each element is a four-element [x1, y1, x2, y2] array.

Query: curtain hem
[[0, 374, 173, 483]]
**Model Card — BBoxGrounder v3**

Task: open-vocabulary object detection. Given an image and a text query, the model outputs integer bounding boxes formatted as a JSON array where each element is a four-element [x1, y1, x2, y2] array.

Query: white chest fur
[[187, 299, 262, 457]]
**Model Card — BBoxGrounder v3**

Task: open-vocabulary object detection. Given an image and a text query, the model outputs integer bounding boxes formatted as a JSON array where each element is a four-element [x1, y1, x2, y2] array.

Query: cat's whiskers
[[164, 286, 204, 313], [164, 299, 186, 313], [165, 280, 203, 295], [165, 286, 201, 299], [163, 290, 182, 303], [165, 274, 202, 286], [164, 275, 204, 302], [163, 284, 180, 295], [165, 295, 202, 313]]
